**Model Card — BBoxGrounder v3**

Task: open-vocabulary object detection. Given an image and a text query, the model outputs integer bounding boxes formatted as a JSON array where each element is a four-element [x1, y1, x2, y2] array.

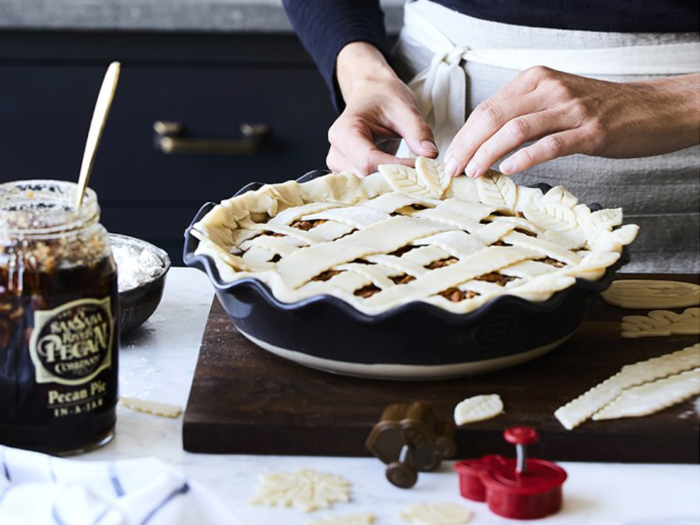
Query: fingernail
[[445, 157, 459, 177], [500, 159, 515, 174], [465, 160, 478, 178], [421, 140, 438, 155]]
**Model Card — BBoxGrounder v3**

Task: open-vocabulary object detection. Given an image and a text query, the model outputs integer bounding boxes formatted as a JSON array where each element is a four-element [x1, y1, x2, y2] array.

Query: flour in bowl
[[112, 244, 165, 292]]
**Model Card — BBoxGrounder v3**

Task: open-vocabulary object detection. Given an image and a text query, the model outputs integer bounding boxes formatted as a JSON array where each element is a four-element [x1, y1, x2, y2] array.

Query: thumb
[[393, 109, 438, 158]]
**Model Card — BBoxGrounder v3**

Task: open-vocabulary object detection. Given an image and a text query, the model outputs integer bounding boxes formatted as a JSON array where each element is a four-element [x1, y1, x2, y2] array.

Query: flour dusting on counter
[[113, 244, 165, 292]]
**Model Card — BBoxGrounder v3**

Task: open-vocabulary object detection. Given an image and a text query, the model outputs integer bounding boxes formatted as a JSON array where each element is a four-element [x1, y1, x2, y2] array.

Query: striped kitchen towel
[[0, 445, 241, 525]]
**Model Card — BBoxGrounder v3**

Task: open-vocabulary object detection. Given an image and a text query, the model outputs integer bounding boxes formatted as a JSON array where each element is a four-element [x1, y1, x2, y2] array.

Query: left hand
[[443, 66, 700, 178]]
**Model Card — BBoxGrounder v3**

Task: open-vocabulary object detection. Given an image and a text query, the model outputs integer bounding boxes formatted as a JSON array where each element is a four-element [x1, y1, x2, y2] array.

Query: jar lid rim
[[0, 180, 100, 235]]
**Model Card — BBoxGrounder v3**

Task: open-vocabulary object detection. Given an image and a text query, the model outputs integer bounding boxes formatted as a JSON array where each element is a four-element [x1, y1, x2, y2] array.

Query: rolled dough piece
[[251, 469, 351, 512], [621, 308, 700, 338], [592, 368, 700, 420], [119, 397, 182, 418], [601, 280, 700, 309], [554, 343, 700, 430], [306, 513, 375, 525], [399, 502, 471, 525], [454, 394, 503, 426]]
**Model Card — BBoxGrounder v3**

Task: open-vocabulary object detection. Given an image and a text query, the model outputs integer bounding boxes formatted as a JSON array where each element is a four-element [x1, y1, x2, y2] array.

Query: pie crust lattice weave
[[192, 158, 638, 316]]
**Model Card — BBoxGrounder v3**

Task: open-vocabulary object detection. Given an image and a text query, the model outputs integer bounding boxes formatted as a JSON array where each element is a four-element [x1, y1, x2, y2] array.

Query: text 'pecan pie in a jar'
[[185, 158, 638, 379]]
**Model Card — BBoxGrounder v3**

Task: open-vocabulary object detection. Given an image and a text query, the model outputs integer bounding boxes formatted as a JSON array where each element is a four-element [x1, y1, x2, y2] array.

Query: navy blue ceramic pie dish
[[183, 171, 627, 379]]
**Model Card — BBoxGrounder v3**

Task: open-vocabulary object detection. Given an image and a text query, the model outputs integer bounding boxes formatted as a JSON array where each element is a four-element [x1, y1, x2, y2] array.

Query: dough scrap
[[554, 343, 700, 430], [251, 469, 351, 512], [601, 280, 700, 309], [592, 368, 700, 421], [454, 394, 503, 425], [119, 397, 182, 418], [306, 513, 375, 525], [621, 307, 700, 338], [399, 502, 471, 525]]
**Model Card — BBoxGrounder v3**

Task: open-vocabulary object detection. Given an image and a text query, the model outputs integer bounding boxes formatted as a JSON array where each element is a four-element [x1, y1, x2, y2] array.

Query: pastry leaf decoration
[[541, 185, 578, 208], [585, 208, 623, 232], [621, 307, 700, 338], [453, 394, 504, 425], [415, 156, 451, 198], [476, 171, 517, 209], [522, 202, 578, 232], [378, 164, 440, 198]]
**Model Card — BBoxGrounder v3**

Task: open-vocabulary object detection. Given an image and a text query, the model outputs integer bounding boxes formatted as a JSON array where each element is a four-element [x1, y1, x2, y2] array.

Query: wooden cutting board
[[183, 274, 700, 463]]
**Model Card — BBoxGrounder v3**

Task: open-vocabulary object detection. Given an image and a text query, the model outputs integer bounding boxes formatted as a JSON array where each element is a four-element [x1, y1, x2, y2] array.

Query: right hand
[[327, 42, 438, 176]]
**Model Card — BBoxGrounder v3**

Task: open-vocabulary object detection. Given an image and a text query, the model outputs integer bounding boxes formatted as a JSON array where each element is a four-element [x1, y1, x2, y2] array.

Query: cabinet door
[[0, 63, 336, 260]]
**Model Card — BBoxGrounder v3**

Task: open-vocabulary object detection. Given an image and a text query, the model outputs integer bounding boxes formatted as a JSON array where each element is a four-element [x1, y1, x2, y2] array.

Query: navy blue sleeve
[[282, 0, 393, 112]]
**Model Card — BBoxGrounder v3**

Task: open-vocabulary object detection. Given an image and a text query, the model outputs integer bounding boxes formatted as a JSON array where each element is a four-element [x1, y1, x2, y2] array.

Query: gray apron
[[393, 0, 700, 273]]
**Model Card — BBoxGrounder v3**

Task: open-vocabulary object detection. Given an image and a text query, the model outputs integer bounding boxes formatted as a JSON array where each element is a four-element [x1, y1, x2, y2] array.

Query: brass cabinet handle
[[153, 121, 270, 155]]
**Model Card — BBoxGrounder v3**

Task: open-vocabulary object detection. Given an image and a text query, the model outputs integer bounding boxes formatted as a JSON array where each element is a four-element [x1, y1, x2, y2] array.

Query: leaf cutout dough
[[621, 307, 700, 338], [415, 156, 452, 199], [541, 185, 578, 208], [476, 172, 517, 209], [522, 202, 578, 232], [454, 394, 504, 425], [379, 159, 450, 199]]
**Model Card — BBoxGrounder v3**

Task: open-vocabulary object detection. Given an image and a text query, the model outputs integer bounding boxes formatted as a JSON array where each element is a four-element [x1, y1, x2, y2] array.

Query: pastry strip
[[592, 368, 700, 420], [554, 343, 700, 430]]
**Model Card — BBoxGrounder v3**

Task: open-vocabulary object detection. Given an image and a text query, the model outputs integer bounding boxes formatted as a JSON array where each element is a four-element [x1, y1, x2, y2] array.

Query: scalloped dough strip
[[601, 280, 700, 309], [554, 343, 700, 430], [592, 368, 700, 421], [119, 397, 182, 418]]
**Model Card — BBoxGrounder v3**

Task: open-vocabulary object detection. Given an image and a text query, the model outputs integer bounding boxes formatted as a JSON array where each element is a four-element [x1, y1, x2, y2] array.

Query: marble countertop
[[0, 0, 405, 33], [80, 267, 700, 525]]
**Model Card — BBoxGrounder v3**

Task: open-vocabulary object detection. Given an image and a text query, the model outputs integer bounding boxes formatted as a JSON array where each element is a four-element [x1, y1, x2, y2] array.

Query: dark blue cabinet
[[0, 31, 336, 261]]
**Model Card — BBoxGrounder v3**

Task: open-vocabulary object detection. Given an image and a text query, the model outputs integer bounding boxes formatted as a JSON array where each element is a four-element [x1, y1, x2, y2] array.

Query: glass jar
[[0, 180, 118, 455]]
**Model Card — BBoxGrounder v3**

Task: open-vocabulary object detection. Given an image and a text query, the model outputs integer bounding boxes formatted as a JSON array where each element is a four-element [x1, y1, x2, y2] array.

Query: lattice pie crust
[[192, 158, 639, 316]]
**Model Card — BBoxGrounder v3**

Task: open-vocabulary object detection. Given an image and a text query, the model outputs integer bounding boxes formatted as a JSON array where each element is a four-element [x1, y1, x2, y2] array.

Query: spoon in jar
[[74, 61, 121, 210]]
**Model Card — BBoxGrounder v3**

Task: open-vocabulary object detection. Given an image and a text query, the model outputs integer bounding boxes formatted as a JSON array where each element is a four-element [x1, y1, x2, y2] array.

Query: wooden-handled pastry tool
[[454, 426, 567, 519], [75, 61, 121, 209], [365, 402, 456, 489]]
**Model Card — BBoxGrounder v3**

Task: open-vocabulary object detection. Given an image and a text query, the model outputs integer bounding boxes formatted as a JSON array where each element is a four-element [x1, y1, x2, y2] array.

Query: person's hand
[[443, 66, 700, 178], [328, 42, 438, 176]]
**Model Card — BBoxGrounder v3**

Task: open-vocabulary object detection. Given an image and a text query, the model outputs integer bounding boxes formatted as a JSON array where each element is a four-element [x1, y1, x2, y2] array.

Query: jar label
[[29, 297, 114, 386]]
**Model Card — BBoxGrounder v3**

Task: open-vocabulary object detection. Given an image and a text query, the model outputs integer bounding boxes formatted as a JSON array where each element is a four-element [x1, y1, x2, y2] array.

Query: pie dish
[[184, 158, 638, 379]]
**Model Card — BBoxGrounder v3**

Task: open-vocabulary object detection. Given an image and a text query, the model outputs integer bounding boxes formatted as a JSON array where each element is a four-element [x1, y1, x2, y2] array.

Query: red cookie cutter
[[454, 426, 567, 520]]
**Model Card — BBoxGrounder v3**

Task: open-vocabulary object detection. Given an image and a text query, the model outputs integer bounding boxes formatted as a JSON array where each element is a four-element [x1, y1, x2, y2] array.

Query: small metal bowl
[[109, 233, 171, 335]]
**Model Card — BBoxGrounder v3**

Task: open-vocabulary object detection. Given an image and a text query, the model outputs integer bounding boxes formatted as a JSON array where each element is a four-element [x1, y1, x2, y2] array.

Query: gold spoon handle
[[75, 61, 121, 210]]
